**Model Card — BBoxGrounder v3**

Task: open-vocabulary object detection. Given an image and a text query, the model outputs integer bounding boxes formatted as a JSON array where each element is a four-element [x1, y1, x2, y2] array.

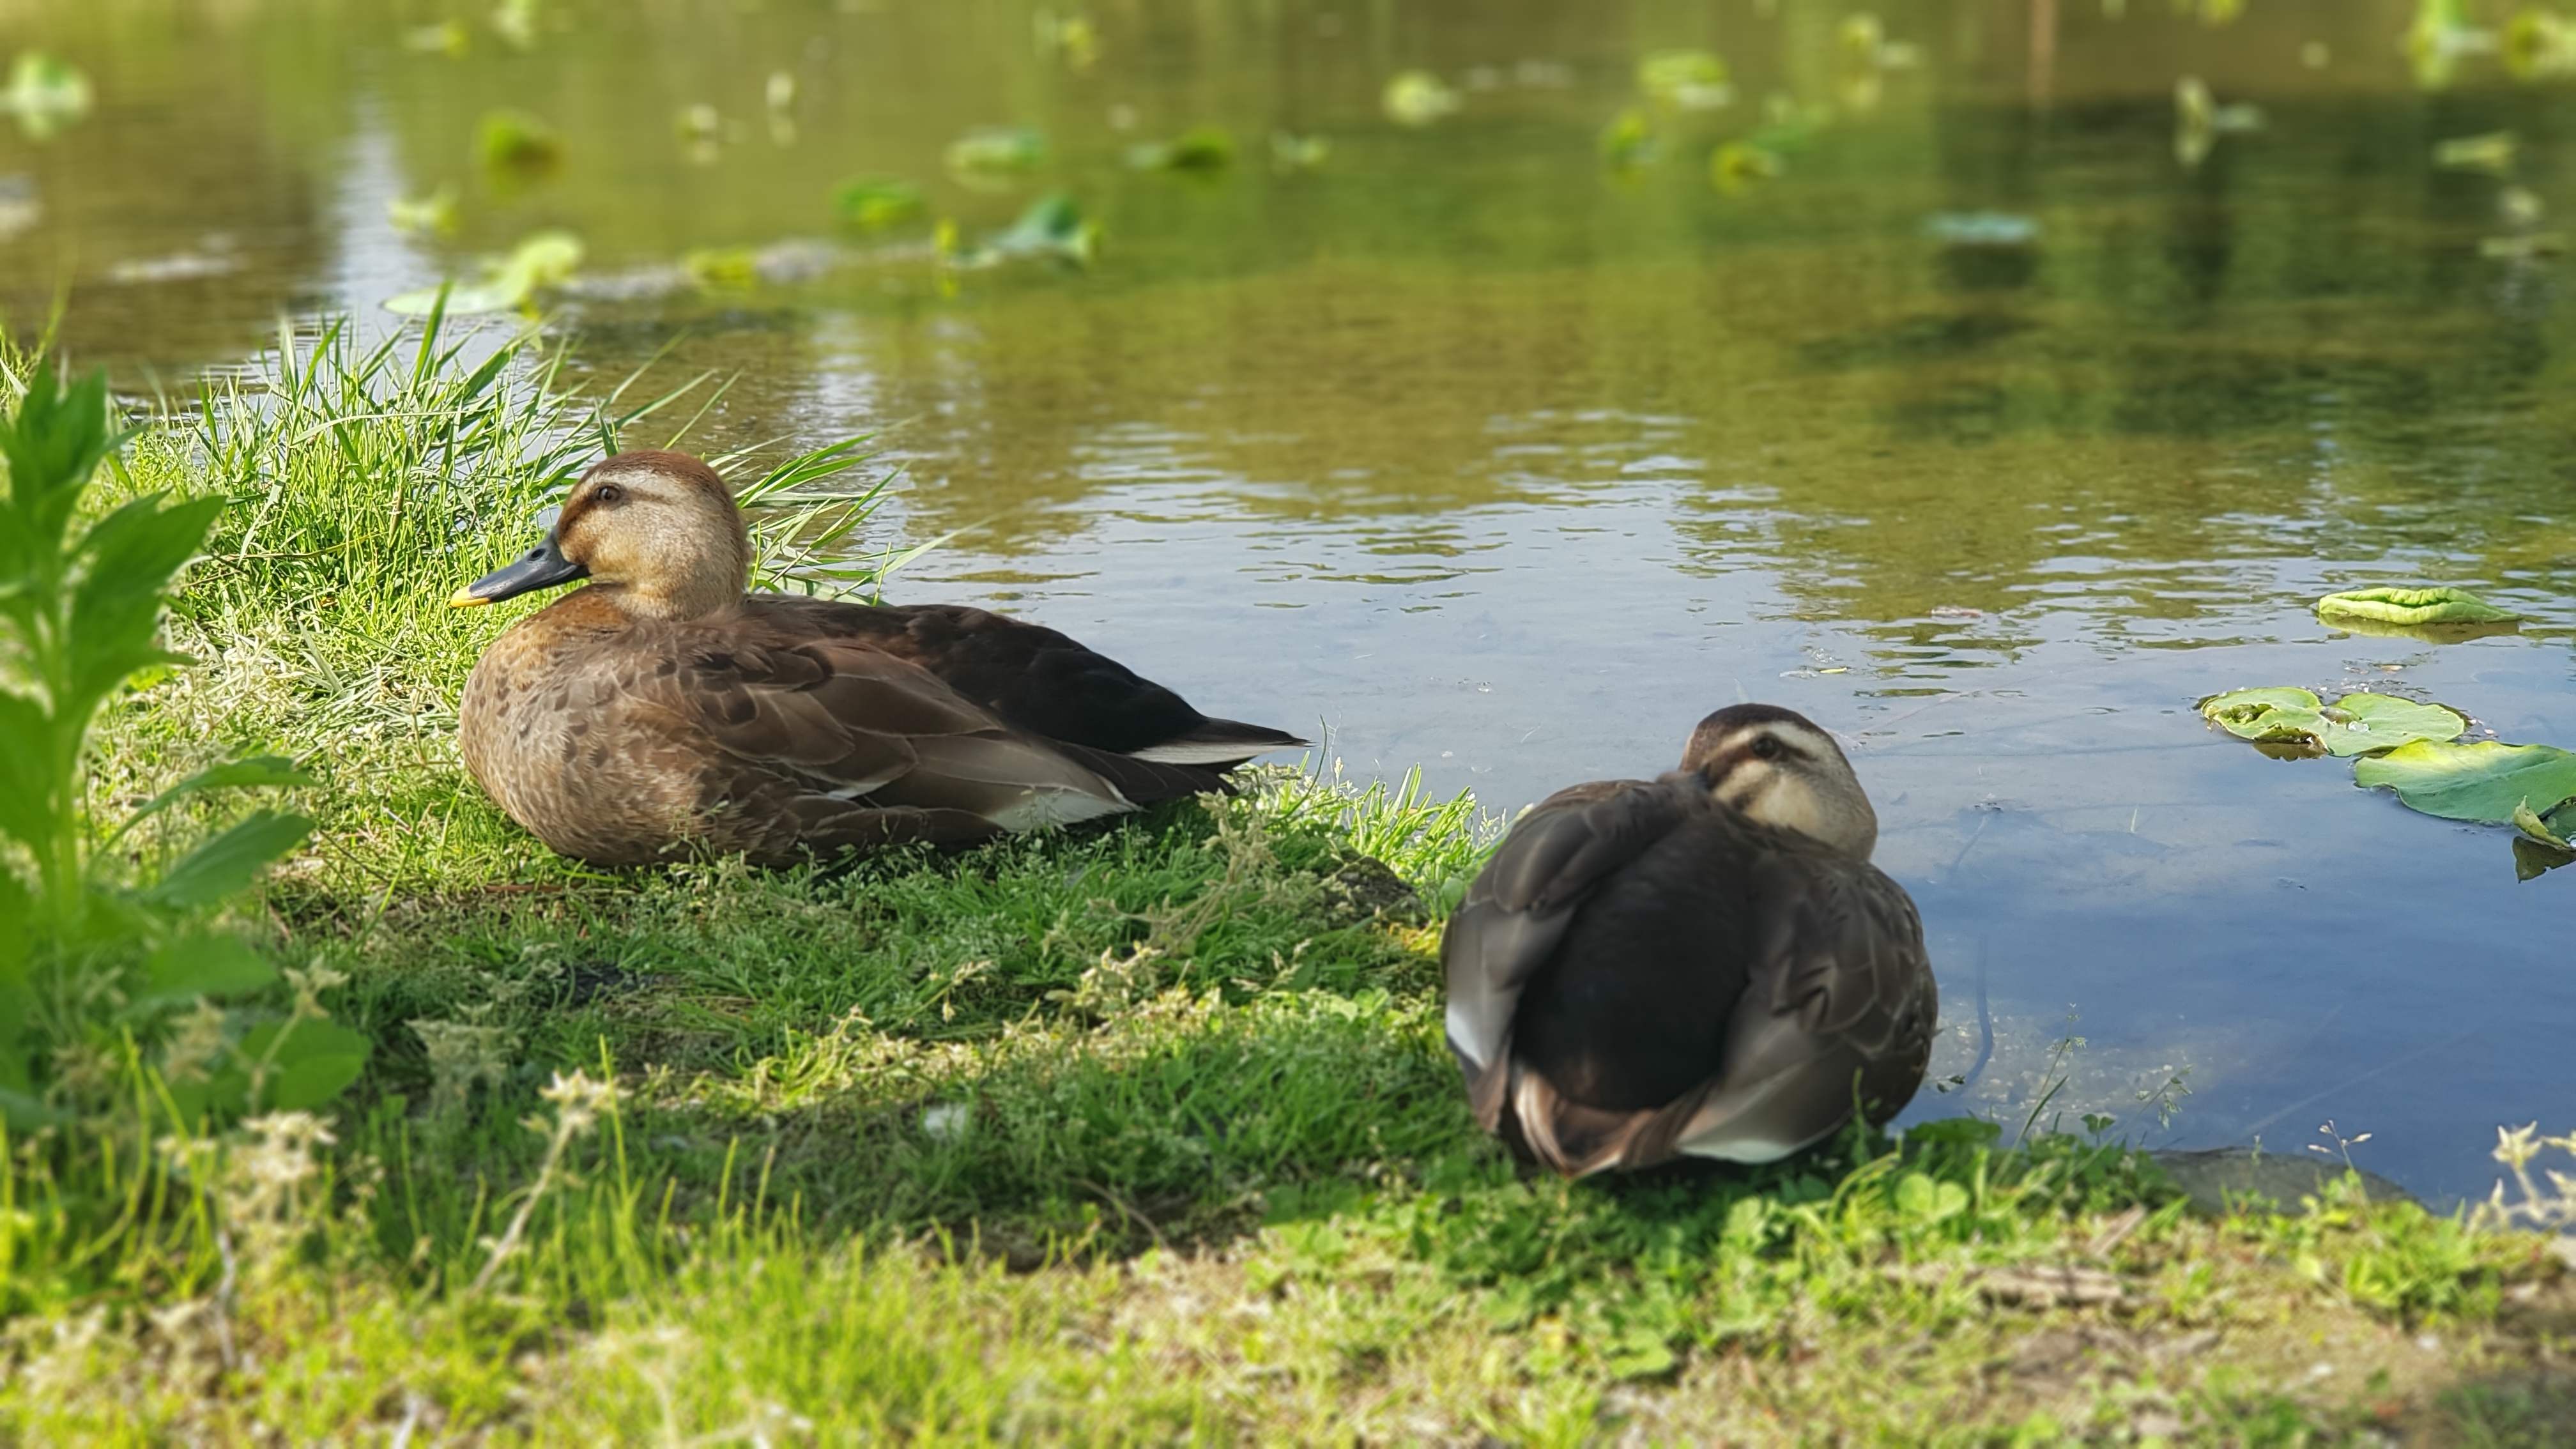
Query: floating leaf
[[2198, 688, 2465, 757], [2506, 8, 2576, 79], [1383, 70, 1461, 126], [2319, 694, 2471, 756], [2316, 585, 2521, 627], [493, 0, 543, 51], [405, 20, 470, 57], [2356, 740, 2576, 825], [1710, 141, 1783, 192], [1600, 107, 1658, 170], [385, 229, 583, 316], [2434, 131, 2518, 174], [1637, 50, 1731, 111], [1269, 130, 1330, 172], [2, 52, 93, 139], [2408, 0, 2496, 89], [684, 247, 759, 290], [674, 103, 722, 143], [477, 108, 563, 172], [831, 175, 923, 229], [388, 183, 460, 237], [944, 125, 1047, 184], [945, 194, 1098, 272], [1126, 125, 1234, 174]]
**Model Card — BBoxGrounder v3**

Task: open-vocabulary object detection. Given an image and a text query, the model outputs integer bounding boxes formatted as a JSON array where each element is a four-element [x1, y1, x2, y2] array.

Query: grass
[[6, 314, 2576, 1442]]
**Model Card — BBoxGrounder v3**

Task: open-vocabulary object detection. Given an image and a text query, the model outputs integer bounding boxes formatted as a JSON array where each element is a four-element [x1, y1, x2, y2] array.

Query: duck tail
[[1046, 739, 1240, 807], [1125, 717, 1308, 767]]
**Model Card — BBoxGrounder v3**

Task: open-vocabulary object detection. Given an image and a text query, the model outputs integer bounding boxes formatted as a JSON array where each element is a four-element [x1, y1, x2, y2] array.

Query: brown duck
[[1443, 705, 1935, 1176], [452, 450, 1305, 866]]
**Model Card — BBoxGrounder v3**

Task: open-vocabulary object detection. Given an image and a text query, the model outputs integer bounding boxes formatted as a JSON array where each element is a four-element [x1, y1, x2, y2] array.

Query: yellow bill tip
[[448, 587, 489, 608]]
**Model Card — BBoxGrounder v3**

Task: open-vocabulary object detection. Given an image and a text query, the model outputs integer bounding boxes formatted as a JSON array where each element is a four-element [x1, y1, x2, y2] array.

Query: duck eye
[[1751, 735, 1782, 761], [595, 484, 625, 504]]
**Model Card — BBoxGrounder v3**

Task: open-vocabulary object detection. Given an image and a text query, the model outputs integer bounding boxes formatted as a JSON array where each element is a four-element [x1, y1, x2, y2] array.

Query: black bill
[[451, 533, 590, 606]]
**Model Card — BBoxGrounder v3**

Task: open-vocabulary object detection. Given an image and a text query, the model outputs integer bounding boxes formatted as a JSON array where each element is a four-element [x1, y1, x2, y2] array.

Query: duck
[[450, 449, 1305, 866], [1442, 704, 1935, 1176]]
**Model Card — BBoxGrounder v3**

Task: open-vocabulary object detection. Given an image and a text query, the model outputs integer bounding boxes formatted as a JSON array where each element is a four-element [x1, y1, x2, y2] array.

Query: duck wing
[[1441, 778, 1699, 1137], [750, 597, 1305, 763], [1444, 779, 1935, 1177], [1622, 839, 1933, 1172], [654, 629, 1238, 862]]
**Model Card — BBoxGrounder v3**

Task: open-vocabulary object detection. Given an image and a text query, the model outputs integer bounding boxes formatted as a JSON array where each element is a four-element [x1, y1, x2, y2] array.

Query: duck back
[[1509, 806, 1776, 1112]]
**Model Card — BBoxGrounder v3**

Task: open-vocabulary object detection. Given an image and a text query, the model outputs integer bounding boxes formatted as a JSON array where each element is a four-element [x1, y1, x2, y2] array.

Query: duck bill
[[451, 533, 590, 606]]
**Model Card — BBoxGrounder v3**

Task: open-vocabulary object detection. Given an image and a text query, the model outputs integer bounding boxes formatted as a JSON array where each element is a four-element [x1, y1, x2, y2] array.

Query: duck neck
[[609, 571, 742, 621]]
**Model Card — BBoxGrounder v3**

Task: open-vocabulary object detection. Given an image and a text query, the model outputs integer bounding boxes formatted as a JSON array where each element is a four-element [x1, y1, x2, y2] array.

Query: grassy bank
[[5, 319, 2576, 1444]]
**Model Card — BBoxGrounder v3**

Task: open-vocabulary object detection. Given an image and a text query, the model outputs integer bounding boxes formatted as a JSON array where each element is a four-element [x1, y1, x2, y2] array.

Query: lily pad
[[1384, 71, 1461, 127], [944, 194, 1097, 272], [2198, 688, 2466, 757], [2315, 586, 2521, 627], [1125, 125, 1234, 172], [831, 176, 923, 229], [1637, 50, 1731, 111], [2354, 739, 2576, 825], [385, 229, 582, 316], [944, 126, 1047, 186]]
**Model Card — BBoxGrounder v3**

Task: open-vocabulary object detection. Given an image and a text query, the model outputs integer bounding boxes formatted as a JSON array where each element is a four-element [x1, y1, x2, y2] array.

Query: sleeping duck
[[452, 449, 1304, 866], [1443, 705, 1935, 1176]]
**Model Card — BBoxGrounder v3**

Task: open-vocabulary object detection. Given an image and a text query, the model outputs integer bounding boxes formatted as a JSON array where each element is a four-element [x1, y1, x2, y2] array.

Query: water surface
[[6, 0, 2573, 1199]]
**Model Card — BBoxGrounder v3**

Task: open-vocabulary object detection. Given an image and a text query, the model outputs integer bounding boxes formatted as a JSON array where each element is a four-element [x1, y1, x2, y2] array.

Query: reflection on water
[[6, 0, 2575, 1199]]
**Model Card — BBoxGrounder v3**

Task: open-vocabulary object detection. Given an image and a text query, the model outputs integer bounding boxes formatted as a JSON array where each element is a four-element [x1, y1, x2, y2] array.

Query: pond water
[[6, 0, 2573, 1202]]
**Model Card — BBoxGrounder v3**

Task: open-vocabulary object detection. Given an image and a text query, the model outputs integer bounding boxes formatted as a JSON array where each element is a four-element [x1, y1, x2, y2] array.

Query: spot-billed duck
[[452, 450, 1304, 866], [1443, 705, 1935, 1176]]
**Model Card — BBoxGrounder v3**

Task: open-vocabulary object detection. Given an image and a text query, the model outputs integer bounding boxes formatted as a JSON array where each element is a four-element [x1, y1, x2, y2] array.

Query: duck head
[[451, 450, 748, 620], [1679, 703, 1878, 858]]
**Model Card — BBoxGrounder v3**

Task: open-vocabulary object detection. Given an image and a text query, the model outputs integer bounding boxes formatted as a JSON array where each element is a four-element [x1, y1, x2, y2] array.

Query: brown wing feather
[[1440, 779, 1695, 1127], [1664, 846, 1933, 1165], [646, 632, 1152, 864]]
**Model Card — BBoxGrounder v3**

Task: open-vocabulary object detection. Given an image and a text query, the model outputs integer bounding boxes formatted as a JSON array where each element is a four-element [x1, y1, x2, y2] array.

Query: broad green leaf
[[1383, 70, 1462, 126], [0, 362, 115, 556], [2355, 740, 2576, 824], [2315, 586, 2521, 626], [1637, 49, 1731, 111], [0, 1084, 65, 1130], [385, 231, 582, 316], [2199, 688, 2465, 756], [942, 125, 1047, 179], [238, 1019, 370, 1112], [123, 931, 279, 1018], [2200, 687, 2324, 744], [2317, 693, 2469, 757], [114, 755, 317, 839], [0, 689, 56, 848], [831, 174, 923, 229], [68, 494, 224, 705], [142, 809, 313, 912]]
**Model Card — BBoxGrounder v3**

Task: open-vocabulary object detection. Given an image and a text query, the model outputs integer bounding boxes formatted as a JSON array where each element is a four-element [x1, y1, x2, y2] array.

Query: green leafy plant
[[0, 362, 362, 1128]]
